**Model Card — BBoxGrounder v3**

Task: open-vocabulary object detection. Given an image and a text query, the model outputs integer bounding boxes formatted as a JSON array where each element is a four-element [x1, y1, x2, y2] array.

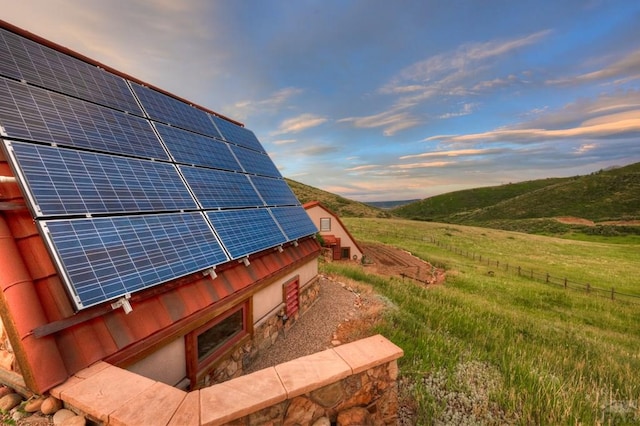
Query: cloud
[[429, 112, 640, 144], [382, 30, 551, 95], [547, 49, 640, 86], [231, 87, 303, 119], [575, 143, 597, 154], [390, 161, 453, 169], [345, 164, 381, 172], [438, 103, 477, 119], [340, 30, 550, 136], [338, 109, 422, 136], [271, 139, 297, 145], [272, 113, 328, 135], [400, 148, 495, 160]]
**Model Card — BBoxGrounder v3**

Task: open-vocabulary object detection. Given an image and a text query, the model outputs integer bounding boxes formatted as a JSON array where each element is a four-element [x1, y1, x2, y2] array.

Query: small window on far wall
[[320, 217, 331, 231]]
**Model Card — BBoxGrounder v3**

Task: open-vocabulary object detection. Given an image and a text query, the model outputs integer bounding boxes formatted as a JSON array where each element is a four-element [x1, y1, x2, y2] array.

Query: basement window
[[186, 301, 250, 384], [320, 217, 331, 232]]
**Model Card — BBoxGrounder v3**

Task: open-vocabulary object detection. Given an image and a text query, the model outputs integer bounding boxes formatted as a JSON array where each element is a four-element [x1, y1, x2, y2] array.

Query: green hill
[[286, 178, 391, 218], [392, 162, 640, 234]]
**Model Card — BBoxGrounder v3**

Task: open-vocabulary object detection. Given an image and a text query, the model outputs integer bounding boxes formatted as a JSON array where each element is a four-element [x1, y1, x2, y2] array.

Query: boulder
[[0, 393, 22, 411], [24, 396, 46, 412], [336, 407, 373, 426], [41, 395, 63, 415]]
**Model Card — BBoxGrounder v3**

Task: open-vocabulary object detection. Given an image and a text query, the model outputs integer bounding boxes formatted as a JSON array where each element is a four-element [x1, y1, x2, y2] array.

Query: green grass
[[325, 218, 640, 424]]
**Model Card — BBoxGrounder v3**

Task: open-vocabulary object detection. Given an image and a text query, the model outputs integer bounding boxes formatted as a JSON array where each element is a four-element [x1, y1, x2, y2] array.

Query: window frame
[[319, 217, 331, 232], [185, 300, 251, 386]]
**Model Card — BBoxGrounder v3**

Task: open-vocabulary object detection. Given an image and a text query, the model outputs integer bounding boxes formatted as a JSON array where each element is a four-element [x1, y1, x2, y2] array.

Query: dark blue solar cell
[[210, 115, 264, 153], [230, 145, 282, 178], [0, 28, 141, 113], [155, 124, 242, 171], [41, 213, 228, 309], [180, 166, 263, 209], [8, 141, 196, 216], [206, 209, 287, 259], [0, 77, 168, 159], [250, 176, 299, 206], [131, 83, 220, 138], [270, 206, 318, 241]]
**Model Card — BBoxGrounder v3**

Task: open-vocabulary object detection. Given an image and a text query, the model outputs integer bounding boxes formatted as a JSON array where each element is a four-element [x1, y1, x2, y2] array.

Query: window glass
[[320, 217, 331, 231], [197, 309, 243, 362]]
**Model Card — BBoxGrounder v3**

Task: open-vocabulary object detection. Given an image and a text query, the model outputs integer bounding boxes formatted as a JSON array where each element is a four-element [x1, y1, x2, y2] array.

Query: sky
[[2, 1, 640, 202]]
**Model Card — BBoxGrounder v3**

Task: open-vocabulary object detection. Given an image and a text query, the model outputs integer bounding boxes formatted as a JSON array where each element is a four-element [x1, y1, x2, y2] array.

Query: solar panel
[[6, 141, 196, 216], [270, 206, 318, 241], [231, 145, 282, 178], [155, 123, 242, 171], [0, 77, 168, 160], [0, 28, 142, 114], [131, 83, 221, 138], [250, 176, 299, 206], [210, 115, 265, 153], [179, 166, 263, 209], [0, 28, 312, 311], [40, 213, 228, 309], [205, 209, 287, 259]]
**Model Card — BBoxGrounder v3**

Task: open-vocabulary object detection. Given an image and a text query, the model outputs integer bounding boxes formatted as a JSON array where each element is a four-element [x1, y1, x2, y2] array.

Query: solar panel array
[[0, 26, 316, 310]]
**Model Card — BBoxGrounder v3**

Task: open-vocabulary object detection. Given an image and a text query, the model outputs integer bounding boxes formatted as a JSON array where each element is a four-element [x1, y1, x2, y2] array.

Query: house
[[0, 20, 320, 395], [304, 201, 364, 261]]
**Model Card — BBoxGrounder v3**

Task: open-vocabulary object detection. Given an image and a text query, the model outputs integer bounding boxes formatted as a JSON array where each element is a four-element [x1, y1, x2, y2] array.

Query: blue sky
[[3, 1, 640, 201]]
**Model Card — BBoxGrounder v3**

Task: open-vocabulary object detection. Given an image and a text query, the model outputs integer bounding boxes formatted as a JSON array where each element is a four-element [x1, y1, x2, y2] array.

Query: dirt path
[[360, 241, 445, 285]]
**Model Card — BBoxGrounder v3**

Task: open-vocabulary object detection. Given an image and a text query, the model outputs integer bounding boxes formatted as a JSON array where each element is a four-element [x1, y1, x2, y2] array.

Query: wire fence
[[351, 227, 640, 305]]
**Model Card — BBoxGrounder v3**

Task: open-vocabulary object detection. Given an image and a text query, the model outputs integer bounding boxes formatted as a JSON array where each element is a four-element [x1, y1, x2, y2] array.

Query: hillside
[[286, 178, 391, 218], [392, 162, 640, 233]]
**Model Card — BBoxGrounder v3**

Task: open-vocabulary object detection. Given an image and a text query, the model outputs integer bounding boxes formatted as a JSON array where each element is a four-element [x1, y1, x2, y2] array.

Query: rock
[[336, 407, 373, 426], [331, 339, 342, 346], [24, 396, 46, 412], [312, 417, 331, 426], [61, 415, 86, 426], [284, 397, 324, 426], [41, 395, 63, 415], [0, 393, 22, 411], [0, 386, 14, 398], [310, 382, 344, 408], [53, 408, 76, 425]]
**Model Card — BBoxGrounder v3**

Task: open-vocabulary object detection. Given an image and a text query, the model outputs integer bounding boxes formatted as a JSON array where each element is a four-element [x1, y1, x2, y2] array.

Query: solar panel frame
[[180, 166, 264, 209], [6, 141, 197, 216], [131, 83, 221, 138], [270, 206, 318, 241], [155, 123, 242, 171], [250, 175, 299, 206], [210, 115, 265, 153], [230, 145, 282, 178], [0, 77, 169, 160], [205, 209, 287, 259], [0, 28, 142, 114], [40, 212, 228, 309]]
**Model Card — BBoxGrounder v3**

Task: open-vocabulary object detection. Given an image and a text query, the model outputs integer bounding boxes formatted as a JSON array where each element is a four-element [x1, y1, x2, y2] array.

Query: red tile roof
[[0, 196, 319, 393]]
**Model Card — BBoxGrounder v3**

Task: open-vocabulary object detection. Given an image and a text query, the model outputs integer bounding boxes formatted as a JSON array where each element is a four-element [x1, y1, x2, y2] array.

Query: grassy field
[[327, 218, 640, 424]]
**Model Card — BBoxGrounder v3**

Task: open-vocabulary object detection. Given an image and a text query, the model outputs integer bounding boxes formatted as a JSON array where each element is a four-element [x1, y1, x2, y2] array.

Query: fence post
[[479, 255, 482, 261], [611, 288, 615, 300], [496, 260, 499, 268], [518, 266, 521, 276], [564, 278, 567, 288], [546, 273, 550, 283], [586, 283, 591, 293]]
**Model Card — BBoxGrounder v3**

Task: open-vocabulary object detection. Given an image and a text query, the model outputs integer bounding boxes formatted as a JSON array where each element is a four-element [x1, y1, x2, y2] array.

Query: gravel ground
[[246, 276, 359, 373]]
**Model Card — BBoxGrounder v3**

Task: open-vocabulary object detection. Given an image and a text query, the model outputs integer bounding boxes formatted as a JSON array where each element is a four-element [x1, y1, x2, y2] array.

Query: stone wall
[[199, 277, 321, 387], [229, 360, 400, 425]]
